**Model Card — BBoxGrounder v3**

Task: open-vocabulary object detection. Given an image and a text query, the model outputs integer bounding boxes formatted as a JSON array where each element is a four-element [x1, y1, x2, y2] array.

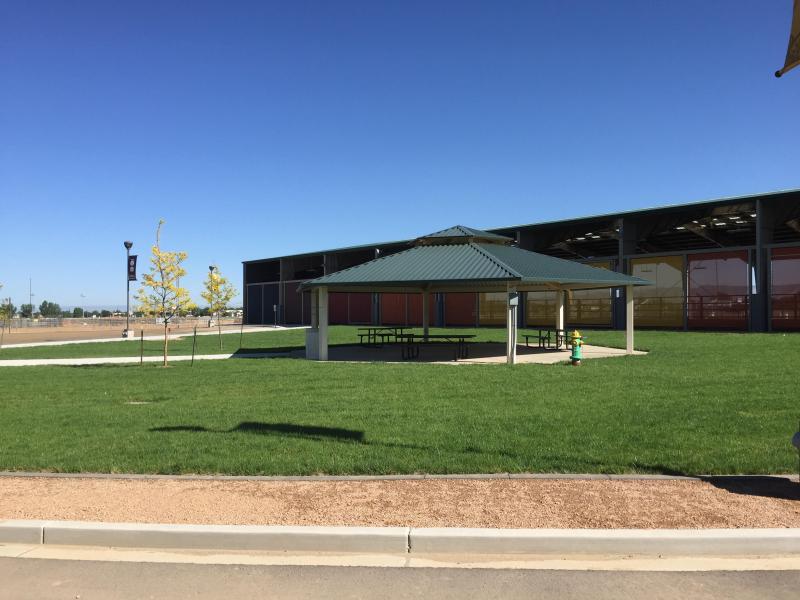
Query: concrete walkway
[[0, 325, 305, 349], [317, 342, 646, 365], [0, 351, 287, 367]]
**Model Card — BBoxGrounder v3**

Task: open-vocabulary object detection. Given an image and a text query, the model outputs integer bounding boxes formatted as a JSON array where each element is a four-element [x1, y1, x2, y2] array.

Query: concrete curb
[[1, 521, 408, 553], [2, 520, 799, 557], [408, 527, 800, 557], [1, 470, 796, 483]]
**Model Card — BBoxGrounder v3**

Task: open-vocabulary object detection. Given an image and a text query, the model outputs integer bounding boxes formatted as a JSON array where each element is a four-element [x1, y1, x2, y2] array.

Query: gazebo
[[300, 226, 651, 364]]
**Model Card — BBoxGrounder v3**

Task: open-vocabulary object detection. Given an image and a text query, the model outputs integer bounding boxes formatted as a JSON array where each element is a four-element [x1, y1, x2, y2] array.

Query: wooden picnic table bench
[[397, 333, 477, 360], [522, 328, 569, 350], [357, 326, 410, 346]]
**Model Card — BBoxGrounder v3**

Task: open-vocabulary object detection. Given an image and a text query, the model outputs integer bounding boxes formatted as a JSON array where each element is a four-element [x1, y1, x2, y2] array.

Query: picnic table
[[522, 328, 570, 350], [398, 333, 477, 360], [357, 326, 410, 346]]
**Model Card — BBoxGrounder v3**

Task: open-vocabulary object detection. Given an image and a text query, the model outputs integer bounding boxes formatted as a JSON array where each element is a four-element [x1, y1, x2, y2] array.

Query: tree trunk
[[163, 320, 169, 367], [218, 312, 222, 351]]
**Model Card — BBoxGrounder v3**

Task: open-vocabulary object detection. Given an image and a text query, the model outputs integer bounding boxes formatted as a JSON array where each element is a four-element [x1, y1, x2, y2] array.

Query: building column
[[507, 287, 518, 365], [752, 198, 775, 332], [614, 217, 636, 329], [318, 286, 328, 361], [626, 284, 634, 354], [422, 289, 430, 341], [555, 289, 565, 331]]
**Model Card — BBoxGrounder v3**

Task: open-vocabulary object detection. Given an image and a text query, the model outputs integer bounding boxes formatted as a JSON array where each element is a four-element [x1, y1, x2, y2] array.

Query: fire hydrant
[[570, 330, 583, 366]]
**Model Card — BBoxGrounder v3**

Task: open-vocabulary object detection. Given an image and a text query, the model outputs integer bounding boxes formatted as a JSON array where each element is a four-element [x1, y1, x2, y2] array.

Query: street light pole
[[124, 241, 133, 337], [208, 265, 215, 326]]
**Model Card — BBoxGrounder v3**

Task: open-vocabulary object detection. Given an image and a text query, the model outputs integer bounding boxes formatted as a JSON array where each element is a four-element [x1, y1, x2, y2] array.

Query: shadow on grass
[[150, 421, 364, 442], [634, 463, 800, 500], [149, 421, 433, 452], [233, 347, 297, 355]]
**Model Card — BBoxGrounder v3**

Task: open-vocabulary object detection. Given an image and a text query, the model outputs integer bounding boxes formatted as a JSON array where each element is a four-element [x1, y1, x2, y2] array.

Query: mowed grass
[[0, 325, 513, 360], [0, 329, 797, 476]]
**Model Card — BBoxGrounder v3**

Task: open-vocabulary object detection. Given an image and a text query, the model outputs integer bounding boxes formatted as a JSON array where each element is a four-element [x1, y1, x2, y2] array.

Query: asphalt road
[[1, 558, 799, 600]]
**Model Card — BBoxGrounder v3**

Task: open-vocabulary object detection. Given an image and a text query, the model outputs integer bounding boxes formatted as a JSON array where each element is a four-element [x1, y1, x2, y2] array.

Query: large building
[[243, 189, 800, 332]]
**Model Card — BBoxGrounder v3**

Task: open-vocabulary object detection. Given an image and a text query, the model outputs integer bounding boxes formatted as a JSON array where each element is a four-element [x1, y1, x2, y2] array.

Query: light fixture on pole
[[124, 241, 133, 337]]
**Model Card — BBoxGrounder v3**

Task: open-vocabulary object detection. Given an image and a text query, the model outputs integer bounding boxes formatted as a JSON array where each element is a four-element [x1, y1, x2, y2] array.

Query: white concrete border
[[409, 527, 800, 557], [1, 521, 798, 557]]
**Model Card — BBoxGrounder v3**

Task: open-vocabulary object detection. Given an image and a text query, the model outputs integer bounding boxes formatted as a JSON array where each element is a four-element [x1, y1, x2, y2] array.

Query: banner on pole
[[776, 0, 800, 77], [128, 255, 138, 281]]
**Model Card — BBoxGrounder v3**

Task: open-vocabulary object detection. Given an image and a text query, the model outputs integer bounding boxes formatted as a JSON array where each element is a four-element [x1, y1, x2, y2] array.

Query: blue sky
[[1, 0, 798, 308]]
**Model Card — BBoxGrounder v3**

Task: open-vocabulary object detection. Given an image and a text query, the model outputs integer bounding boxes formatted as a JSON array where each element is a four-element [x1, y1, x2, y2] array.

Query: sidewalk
[[0, 351, 286, 367], [0, 325, 304, 349]]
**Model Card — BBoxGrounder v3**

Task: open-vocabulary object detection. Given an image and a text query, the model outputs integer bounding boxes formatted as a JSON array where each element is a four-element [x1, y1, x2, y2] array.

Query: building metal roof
[[485, 187, 800, 233], [245, 188, 799, 265], [301, 226, 651, 291]]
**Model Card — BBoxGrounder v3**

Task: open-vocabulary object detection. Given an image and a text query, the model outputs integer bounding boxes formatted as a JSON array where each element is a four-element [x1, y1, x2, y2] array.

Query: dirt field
[[0, 476, 797, 529], [0, 321, 241, 345]]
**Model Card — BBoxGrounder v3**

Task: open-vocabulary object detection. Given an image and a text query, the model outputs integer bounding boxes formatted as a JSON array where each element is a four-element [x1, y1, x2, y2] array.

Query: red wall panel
[[444, 293, 476, 326], [771, 246, 800, 330], [407, 293, 437, 326], [348, 293, 372, 324], [329, 293, 348, 324], [380, 293, 406, 325]]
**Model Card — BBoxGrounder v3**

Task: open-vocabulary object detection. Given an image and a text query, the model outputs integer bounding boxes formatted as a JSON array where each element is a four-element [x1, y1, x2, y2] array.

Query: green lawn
[[0, 325, 508, 360], [0, 328, 797, 476]]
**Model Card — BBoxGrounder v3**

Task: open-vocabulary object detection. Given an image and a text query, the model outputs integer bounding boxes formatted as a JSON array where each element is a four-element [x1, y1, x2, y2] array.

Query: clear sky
[[1, 0, 798, 309]]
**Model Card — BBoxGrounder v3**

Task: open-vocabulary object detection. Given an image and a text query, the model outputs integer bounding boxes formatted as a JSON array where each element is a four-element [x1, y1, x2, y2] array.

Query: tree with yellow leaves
[[136, 220, 192, 366], [201, 265, 238, 350]]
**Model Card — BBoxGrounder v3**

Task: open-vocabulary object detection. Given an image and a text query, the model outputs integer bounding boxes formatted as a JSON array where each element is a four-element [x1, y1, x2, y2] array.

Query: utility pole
[[28, 278, 34, 319]]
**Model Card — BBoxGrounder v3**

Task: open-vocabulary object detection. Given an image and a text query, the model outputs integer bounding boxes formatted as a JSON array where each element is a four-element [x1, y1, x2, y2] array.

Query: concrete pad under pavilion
[[296, 342, 646, 365]]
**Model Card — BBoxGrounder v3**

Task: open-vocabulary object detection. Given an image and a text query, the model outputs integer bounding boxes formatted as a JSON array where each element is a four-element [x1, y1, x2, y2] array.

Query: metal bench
[[523, 329, 568, 350]]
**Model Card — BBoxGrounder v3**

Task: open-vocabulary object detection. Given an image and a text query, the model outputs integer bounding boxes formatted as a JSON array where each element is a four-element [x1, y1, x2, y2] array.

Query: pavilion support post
[[310, 289, 318, 328], [305, 288, 320, 360], [318, 286, 329, 361], [625, 284, 634, 354], [507, 287, 518, 365], [556, 289, 565, 331], [422, 289, 430, 341]]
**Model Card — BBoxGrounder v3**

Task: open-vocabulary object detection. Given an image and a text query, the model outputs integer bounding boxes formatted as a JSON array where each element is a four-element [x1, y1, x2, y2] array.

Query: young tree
[[201, 265, 238, 350], [0, 286, 13, 338], [136, 219, 191, 366]]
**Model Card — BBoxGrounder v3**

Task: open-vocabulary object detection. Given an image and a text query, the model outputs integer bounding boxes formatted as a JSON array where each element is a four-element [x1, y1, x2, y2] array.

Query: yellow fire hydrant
[[570, 330, 583, 366]]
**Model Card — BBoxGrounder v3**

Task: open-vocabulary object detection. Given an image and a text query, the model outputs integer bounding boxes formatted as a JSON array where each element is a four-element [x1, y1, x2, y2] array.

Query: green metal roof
[[301, 226, 651, 290], [415, 225, 514, 245]]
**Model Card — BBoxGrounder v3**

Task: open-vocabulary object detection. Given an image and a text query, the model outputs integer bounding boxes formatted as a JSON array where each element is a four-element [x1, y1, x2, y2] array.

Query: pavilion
[[300, 226, 652, 364]]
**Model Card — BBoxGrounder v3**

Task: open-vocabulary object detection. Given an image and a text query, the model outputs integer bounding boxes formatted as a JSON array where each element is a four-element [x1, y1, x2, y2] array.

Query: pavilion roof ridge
[[415, 225, 514, 246], [466, 241, 522, 280]]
